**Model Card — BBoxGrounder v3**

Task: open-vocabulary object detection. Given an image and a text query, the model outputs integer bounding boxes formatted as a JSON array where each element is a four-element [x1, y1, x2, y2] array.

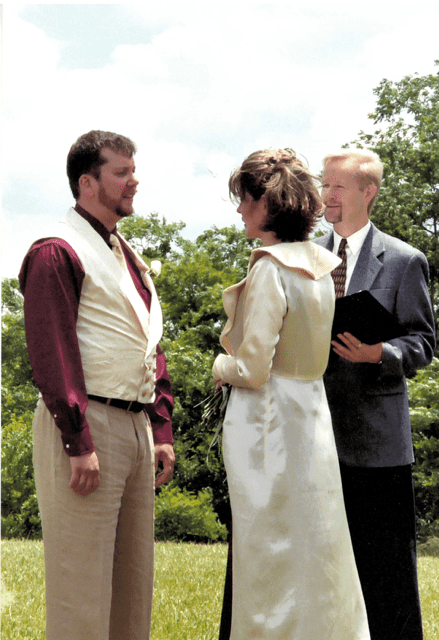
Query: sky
[[2, 1, 439, 278]]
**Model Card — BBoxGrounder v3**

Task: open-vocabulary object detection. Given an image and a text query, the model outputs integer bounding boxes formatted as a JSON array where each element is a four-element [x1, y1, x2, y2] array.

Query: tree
[[349, 61, 439, 311], [117, 212, 186, 260], [1, 278, 39, 423]]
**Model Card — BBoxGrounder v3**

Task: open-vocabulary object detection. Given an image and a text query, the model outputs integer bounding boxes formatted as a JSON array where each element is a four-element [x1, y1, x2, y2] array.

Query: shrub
[[155, 484, 227, 542], [409, 358, 439, 541], [1, 412, 41, 539], [3, 360, 439, 544]]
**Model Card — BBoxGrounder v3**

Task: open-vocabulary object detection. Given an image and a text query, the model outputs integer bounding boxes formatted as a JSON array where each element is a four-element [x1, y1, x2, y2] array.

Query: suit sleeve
[[212, 258, 287, 389], [380, 252, 435, 379]]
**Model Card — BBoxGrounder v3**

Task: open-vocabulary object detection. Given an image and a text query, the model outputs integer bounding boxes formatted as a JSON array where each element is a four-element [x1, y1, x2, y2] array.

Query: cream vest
[[40, 208, 163, 403]]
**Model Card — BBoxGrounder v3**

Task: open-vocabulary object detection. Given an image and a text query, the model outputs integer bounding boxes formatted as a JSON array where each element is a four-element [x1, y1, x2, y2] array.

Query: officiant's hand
[[332, 332, 383, 364]]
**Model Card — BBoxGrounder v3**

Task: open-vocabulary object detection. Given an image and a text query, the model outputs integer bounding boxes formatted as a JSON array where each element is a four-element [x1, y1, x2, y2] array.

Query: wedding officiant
[[315, 149, 435, 640]]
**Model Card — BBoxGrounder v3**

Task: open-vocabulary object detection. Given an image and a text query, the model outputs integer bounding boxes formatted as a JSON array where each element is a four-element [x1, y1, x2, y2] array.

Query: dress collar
[[248, 241, 341, 281]]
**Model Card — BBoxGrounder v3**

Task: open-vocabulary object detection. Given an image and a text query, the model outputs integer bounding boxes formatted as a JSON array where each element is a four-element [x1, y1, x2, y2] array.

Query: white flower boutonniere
[[150, 260, 162, 278]]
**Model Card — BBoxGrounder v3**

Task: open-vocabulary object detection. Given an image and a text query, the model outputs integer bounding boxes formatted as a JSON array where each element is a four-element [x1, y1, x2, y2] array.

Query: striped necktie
[[332, 238, 348, 298]]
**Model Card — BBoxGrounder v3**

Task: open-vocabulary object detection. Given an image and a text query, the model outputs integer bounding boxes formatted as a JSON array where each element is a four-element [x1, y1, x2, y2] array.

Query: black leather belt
[[88, 395, 146, 413]]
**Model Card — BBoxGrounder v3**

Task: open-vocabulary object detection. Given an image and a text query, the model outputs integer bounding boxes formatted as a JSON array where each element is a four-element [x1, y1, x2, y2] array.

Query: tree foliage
[[1, 278, 39, 424], [408, 358, 439, 540], [1, 412, 40, 539], [349, 61, 439, 308]]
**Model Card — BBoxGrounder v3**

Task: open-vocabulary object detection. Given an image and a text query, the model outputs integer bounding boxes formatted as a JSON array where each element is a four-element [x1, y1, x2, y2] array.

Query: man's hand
[[332, 332, 383, 364], [70, 451, 100, 496], [154, 443, 175, 488]]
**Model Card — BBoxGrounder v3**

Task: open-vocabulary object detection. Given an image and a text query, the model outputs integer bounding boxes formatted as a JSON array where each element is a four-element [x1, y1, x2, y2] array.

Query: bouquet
[[197, 384, 232, 461]]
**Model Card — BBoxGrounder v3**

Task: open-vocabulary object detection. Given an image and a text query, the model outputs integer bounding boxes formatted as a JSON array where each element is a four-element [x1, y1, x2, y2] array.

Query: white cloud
[[2, 2, 439, 278]]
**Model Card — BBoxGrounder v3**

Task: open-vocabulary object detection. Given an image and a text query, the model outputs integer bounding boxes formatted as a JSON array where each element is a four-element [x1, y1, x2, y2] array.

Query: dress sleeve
[[213, 258, 287, 389], [19, 239, 94, 457]]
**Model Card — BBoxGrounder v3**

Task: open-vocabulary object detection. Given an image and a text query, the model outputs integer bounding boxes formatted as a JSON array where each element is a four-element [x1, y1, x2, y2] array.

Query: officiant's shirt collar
[[334, 221, 371, 257]]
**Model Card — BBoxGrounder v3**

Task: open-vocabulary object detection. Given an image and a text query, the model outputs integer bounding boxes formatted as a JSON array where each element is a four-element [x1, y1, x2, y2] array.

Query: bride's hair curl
[[229, 148, 322, 242]]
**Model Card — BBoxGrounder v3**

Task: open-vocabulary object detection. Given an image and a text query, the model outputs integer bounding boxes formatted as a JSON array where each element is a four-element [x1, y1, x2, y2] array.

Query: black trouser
[[339, 463, 423, 640], [218, 526, 233, 640]]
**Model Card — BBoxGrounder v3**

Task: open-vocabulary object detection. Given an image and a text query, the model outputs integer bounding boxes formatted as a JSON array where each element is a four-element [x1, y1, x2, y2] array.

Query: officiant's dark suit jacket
[[315, 223, 435, 467]]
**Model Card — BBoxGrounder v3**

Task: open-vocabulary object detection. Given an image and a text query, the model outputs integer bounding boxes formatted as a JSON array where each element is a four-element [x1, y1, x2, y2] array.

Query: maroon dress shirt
[[19, 205, 174, 457]]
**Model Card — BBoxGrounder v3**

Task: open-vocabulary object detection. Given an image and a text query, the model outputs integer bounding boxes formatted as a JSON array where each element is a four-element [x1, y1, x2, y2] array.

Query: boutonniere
[[197, 384, 232, 462], [149, 260, 162, 278]]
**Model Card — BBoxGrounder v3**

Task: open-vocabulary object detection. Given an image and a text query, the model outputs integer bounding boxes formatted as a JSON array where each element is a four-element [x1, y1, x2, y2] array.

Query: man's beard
[[98, 185, 133, 218], [323, 205, 342, 224]]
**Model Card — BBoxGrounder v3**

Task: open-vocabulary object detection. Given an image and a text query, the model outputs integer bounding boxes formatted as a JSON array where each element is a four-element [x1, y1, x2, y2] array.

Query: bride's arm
[[213, 258, 287, 390]]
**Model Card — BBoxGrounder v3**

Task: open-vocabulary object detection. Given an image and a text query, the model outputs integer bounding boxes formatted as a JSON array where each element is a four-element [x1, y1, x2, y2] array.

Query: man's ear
[[364, 182, 377, 205], [78, 174, 97, 198]]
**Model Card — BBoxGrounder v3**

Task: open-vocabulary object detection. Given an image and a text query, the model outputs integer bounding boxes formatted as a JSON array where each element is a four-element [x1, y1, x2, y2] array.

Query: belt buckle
[[127, 400, 134, 412]]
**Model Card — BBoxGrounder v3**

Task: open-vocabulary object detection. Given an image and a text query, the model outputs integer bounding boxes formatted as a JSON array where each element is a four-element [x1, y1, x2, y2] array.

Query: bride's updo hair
[[229, 148, 322, 242]]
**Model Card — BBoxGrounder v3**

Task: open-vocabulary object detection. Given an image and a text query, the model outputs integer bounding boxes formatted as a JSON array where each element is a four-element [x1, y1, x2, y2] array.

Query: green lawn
[[2, 539, 438, 639]]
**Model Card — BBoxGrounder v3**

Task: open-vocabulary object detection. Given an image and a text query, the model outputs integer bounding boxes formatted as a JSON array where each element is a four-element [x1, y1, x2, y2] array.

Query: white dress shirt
[[333, 221, 371, 292]]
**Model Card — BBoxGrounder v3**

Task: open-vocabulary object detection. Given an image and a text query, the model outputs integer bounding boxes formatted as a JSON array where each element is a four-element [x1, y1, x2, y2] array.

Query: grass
[[418, 538, 439, 640], [1, 540, 227, 640], [1, 540, 46, 639], [152, 542, 227, 639], [1, 539, 438, 639]]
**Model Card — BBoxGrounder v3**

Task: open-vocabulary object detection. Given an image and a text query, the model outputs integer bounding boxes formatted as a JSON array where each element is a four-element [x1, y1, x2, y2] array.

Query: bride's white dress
[[213, 242, 370, 640]]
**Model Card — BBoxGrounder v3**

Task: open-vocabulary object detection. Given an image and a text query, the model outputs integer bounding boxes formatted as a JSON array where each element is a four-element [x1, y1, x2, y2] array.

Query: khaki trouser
[[33, 398, 155, 640]]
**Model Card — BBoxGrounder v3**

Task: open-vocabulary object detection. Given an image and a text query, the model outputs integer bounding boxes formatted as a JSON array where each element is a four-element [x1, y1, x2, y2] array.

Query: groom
[[315, 149, 435, 640]]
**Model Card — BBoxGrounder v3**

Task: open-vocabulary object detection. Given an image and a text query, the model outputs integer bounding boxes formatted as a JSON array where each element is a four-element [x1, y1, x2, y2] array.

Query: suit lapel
[[317, 224, 385, 294], [65, 208, 124, 285], [117, 234, 163, 354], [347, 223, 384, 294], [64, 208, 163, 350]]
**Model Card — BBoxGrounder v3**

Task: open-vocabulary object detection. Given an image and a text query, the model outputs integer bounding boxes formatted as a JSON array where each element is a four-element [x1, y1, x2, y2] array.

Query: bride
[[213, 148, 370, 639]]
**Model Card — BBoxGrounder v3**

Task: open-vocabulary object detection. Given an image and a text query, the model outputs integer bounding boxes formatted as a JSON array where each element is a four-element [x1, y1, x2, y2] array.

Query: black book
[[331, 290, 405, 345]]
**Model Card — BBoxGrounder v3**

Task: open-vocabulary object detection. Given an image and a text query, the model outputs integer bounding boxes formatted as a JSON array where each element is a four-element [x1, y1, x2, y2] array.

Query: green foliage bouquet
[[198, 384, 232, 457]]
